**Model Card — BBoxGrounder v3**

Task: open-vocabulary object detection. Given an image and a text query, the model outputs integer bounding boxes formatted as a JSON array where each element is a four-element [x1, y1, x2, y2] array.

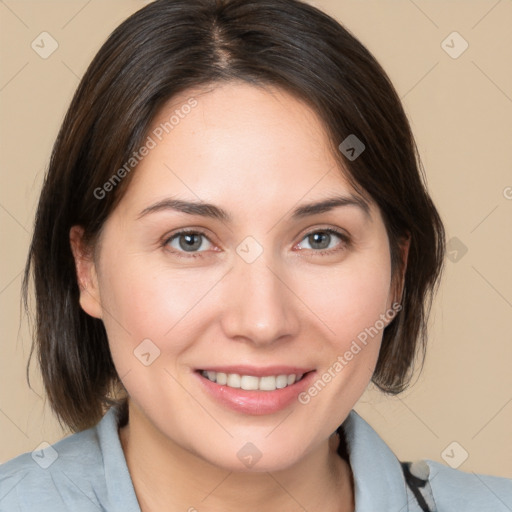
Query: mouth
[[194, 366, 316, 415], [198, 370, 308, 391]]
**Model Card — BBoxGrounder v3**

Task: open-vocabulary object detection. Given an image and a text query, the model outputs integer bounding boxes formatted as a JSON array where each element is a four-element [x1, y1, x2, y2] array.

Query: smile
[[195, 367, 316, 415], [200, 370, 305, 391]]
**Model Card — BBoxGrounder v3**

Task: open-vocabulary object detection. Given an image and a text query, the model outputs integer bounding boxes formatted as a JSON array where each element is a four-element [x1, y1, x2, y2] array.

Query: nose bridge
[[220, 246, 299, 345]]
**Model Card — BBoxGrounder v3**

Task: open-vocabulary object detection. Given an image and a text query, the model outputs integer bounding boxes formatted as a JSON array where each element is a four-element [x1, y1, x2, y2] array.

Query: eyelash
[[299, 228, 351, 255], [162, 227, 350, 259]]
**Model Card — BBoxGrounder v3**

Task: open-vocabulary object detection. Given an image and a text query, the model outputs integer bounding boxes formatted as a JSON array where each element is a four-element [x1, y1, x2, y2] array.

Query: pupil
[[310, 232, 330, 250], [180, 233, 201, 251]]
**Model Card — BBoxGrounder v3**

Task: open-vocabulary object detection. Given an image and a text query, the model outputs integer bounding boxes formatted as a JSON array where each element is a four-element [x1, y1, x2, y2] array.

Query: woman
[[1, 0, 510, 510]]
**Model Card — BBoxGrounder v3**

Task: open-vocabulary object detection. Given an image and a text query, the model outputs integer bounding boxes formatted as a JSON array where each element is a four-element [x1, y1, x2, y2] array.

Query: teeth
[[216, 372, 227, 385], [260, 375, 278, 391], [276, 375, 288, 388], [241, 375, 259, 390], [227, 373, 241, 388], [201, 371, 304, 391]]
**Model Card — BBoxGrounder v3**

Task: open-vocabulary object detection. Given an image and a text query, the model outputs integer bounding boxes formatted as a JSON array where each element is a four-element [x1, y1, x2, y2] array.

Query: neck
[[119, 402, 354, 512]]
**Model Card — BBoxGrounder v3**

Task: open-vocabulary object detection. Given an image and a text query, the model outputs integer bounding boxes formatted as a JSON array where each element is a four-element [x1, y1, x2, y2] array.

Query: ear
[[69, 225, 103, 319], [387, 233, 411, 311]]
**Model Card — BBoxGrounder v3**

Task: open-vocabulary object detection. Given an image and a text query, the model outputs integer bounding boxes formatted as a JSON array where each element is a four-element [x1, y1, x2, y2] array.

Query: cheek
[[95, 257, 216, 413], [294, 254, 392, 410], [295, 245, 392, 395], [297, 249, 392, 347], [96, 255, 225, 363]]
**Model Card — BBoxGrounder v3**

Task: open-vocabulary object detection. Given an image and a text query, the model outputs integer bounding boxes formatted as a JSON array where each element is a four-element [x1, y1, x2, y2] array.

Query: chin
[[191, 433, 311, 474]]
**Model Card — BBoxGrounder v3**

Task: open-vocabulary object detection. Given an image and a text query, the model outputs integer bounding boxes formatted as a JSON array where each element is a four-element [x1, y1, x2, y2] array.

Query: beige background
[[1, 0, 511, 479]]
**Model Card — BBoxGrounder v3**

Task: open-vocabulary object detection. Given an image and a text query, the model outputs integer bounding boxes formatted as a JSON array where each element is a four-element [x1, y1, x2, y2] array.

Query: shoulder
[[402, 458, 512, 511], [342, 409, 512, 511], [0, 424, 106, 512], [0, 406, 139, 512], [424, 459, 512, 511]]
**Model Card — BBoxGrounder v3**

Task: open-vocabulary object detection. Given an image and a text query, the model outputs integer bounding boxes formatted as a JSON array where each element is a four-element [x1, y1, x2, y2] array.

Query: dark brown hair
[[23, 0, 445, 432]]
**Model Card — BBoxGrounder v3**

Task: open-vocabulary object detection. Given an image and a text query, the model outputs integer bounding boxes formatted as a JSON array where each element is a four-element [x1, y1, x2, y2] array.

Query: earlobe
[[69, 225, 103, 319]]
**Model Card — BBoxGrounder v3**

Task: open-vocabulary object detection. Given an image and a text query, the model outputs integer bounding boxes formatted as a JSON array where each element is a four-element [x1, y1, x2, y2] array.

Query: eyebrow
[[137, 194, 371, 222], [292, 194, 370, 219]]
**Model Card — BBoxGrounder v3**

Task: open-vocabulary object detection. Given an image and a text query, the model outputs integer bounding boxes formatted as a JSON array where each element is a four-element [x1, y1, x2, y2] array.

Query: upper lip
[[197, 365, 314, 377]]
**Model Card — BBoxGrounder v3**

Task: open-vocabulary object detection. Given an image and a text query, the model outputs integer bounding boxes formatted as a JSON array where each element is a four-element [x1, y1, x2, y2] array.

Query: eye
[[296, 228, 349, 254], [164, 230, 213, 257]]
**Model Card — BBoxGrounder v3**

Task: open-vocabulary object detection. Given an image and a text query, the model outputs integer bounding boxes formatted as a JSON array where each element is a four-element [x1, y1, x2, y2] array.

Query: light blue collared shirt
[[1, 406, 511, 511]]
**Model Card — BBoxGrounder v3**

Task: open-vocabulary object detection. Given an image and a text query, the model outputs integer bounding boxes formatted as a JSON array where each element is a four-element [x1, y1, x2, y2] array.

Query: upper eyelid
[[294, 228, 348, 249], [164, 229, 214, 249]]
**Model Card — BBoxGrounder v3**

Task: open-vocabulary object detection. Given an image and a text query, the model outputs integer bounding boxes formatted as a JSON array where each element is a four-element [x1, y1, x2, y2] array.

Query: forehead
[[119, 81, 369, 215]]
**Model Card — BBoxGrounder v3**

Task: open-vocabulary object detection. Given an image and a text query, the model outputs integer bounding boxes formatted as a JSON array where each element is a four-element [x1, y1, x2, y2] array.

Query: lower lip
[[195, 371, 316, 415]]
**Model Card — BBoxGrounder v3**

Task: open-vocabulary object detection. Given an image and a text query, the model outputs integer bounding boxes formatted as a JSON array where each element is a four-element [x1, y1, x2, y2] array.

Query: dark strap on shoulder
[[336, 424, 437, 511], [401, 461, 437, 512]]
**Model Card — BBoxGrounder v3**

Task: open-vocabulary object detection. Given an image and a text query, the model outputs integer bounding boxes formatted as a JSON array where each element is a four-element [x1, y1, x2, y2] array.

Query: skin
[[70, 81, 408, 512]]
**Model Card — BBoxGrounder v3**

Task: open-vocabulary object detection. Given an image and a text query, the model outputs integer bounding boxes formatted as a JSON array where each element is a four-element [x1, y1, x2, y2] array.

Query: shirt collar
[[97, 406, 141, 512], [340, 409, 410, 511], [98, 406, 410, 512]]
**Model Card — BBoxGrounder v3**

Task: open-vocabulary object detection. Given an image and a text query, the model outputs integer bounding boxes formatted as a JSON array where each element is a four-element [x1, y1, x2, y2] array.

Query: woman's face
[[75, 82, 400, 472]]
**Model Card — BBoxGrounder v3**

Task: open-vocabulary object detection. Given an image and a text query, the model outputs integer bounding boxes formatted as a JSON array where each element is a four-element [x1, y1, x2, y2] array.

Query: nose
[[219, 252, 300, 347]]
